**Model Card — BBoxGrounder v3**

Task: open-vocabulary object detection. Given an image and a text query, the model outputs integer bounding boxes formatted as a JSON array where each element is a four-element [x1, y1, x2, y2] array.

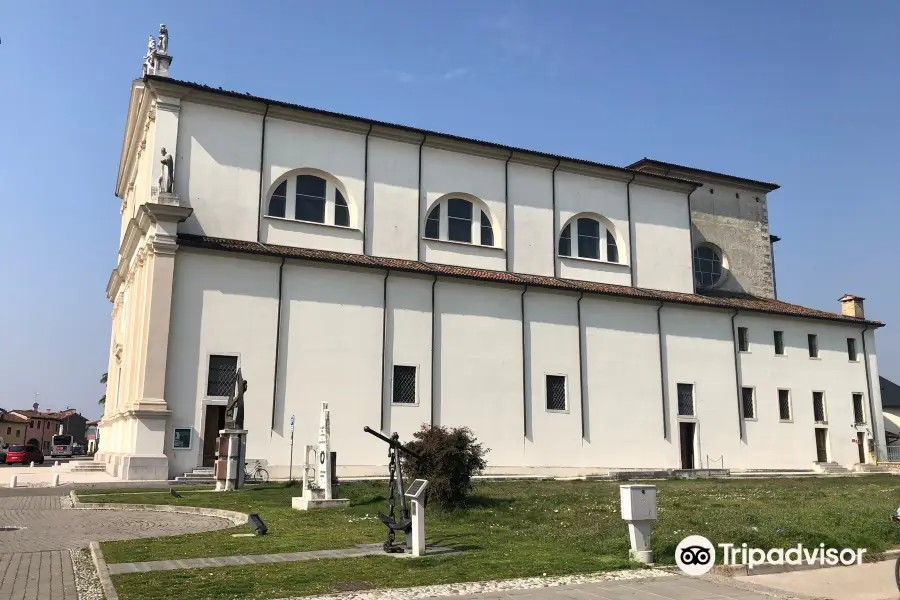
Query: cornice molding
[[116, 84, 153, 198]]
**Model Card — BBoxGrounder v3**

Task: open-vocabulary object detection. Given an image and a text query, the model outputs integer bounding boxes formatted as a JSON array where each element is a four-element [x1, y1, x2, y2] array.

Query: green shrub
[[401, 424, 489, 509]]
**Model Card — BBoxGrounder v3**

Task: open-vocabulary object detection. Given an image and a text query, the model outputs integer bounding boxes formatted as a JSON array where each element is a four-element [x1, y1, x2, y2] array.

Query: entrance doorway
[[202, 406, 225, 467], [814, 428, 828, 463], [857, 432, 866, 463], [679, 422, 696, 469]]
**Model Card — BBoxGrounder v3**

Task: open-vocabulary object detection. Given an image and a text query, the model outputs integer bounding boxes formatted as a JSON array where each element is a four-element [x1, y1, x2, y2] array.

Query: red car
[[5, 444, 44, 465]]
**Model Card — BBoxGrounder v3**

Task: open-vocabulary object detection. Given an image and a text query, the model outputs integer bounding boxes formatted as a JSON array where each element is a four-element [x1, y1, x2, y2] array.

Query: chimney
[[839, 294, 865, 318]]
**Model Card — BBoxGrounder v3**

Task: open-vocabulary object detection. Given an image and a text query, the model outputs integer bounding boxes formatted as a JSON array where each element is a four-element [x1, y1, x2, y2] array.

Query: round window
[[693, 244, 725, 288]]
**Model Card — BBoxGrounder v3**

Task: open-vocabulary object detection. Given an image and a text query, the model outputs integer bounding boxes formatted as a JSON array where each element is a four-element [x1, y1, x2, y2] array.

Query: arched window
[[558, 216, 620, 263], [423, 196, 496, 247], [265, 171, 354, 228], [693, 243, 726, 288]]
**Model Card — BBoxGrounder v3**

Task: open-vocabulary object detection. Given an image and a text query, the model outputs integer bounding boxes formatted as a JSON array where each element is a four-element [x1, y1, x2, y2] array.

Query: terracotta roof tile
[[179, 234, 883, 328], [144, 76, 702, 190]]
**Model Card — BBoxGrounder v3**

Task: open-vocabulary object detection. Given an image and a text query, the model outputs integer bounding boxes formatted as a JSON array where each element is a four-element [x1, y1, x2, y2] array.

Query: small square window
[[741, 387, 755, 419], [852, 393, 865, 425], [847, 338, 858, 361], [207, 355, 238, 397], [173, 427, 192, 450], [807, 334, 819, 358], [677, 383, 695, 417], [546, 375, 567, 411], [392, 365, 417, 404], [738, 327, 749, 352], [778, 389, 792, 421], [774, 330, 785, 355]]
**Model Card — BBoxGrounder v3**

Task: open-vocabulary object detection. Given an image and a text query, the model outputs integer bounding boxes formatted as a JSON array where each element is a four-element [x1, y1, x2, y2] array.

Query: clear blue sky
[[1, 1, 897, 420]]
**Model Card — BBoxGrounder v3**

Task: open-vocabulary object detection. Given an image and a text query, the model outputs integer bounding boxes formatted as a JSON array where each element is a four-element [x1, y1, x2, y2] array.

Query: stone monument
[[215, 369, 248, 491], [141, 24, 173, 78], [292, 403, 349, 510]]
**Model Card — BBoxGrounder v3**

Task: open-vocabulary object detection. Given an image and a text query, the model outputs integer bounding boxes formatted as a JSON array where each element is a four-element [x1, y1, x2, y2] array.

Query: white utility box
[[620, 484, 658, 521], [619, 484, 657, 564]]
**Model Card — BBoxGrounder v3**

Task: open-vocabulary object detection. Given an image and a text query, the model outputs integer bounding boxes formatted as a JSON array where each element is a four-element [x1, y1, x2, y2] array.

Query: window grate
[[738, 327, 749, 352], [546, 375, 567, 411], [207, 355, 238, 397], [813, 391, 826, 423], [778, 389, 791, 421], [808, 334, 819, 358], [741, 387, 755, 419], [392, 366, 417, 404], [677, 383, 694, 416], [852, 393, 865, 425], [774, 330, 785, 355]]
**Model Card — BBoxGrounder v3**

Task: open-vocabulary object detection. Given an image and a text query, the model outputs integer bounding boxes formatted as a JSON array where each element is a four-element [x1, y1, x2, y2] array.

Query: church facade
[[97, 34, 886, 480]]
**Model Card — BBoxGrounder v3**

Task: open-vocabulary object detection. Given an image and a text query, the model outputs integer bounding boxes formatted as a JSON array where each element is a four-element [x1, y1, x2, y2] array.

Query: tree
[[99, 372, 108, 405]]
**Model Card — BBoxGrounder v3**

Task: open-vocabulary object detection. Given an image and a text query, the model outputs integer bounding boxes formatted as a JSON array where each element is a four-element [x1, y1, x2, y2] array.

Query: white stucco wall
[[630, 185, 694, 293], [176, 102, 263, 241], [167, 97, 699, 293], [161, 249, 879, 477]]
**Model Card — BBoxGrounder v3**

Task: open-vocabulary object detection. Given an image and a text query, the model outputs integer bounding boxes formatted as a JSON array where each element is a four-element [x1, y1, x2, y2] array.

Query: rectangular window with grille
[[847, 338, 858, 361], [774, 330, 785, 355], [207, 355, 238, 397], [392, 365, 417, 404], [738, 327, 749, 352], [813, 391, 827, 423], [852, 393, 865, 424], [677, 383, 695, 417], [808, 334, 819, 358], [741, 387, 755, 419], [778, 389, 792, 421], [546, 375, 567, 411]]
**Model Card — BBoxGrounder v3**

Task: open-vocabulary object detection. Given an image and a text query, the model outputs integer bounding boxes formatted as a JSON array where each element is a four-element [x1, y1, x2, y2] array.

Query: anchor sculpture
[[363, 426, 422, 553]]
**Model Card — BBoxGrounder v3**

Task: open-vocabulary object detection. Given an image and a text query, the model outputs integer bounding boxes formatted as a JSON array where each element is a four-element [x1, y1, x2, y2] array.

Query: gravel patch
[[60, 494, 74, 509], [71, 548, 105, 600], [278, 569, 672, 600]]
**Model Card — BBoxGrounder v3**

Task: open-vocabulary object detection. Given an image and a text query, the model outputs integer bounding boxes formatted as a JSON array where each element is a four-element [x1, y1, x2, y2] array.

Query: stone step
[[173, 476, 216, 483], [69, 464, 107, 472]]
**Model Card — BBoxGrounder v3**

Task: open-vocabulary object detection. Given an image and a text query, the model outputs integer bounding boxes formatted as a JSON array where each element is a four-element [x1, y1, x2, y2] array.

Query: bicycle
[[244, 460, 270, 484]]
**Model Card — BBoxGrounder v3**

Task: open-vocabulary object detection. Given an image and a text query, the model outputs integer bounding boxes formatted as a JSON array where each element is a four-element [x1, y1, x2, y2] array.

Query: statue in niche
[[158, 24, 169, 55], [158, 147, 175, 194], [225, 368, 247, 430]]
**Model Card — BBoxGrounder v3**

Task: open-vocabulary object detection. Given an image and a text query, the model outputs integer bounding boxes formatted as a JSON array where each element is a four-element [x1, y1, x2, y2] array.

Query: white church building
[[97, 30, 886, 480]]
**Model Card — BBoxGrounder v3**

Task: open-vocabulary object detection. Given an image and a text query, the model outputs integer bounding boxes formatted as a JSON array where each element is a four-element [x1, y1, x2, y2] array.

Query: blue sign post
[[289, 415, 295, 482]]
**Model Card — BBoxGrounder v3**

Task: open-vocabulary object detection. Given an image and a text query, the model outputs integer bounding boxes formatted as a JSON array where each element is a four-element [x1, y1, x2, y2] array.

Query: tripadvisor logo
[[675, 535, 867, 575]]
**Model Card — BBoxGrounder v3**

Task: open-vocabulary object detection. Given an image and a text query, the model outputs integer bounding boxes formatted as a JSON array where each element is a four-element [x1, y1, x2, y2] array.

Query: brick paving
[[0, 492, 236, 600], [0, 551, 77, 600], [0, 496, 234, 553]]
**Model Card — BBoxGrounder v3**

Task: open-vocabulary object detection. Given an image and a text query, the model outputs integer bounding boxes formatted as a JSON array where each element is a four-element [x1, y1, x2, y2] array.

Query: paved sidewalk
[[107, 544, 457, 575], [435, 578, 788, 599], [0, 552, 77, 600], [0, 491, 238, 600], [740, 559, 900, 600]]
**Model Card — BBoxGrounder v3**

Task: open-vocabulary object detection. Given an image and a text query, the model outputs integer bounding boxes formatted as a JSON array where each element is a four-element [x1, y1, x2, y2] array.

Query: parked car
[[5, 445, 44, 465]]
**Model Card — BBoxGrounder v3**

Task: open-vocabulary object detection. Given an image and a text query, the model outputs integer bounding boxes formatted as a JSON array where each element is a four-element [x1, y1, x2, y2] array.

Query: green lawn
[[87, 476, 900, 600]]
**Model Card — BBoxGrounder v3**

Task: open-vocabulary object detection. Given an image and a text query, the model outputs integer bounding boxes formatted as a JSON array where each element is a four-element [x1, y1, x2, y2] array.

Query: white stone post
[[404, 479, 430, 557], [215, 429, 247, 491], [52, 473, 60, 487], [317, 403, 332, 500], [9, 475, 16, 488], [620, 484, 657, 564]]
